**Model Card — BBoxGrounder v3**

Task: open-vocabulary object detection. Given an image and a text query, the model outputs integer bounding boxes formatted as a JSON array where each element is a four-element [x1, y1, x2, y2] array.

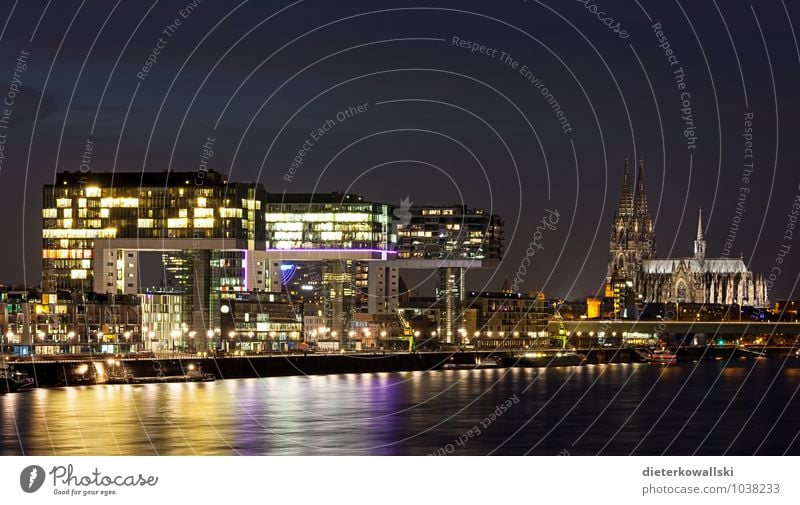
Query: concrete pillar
[[436, 267, 464, 344], [368, 263, 399, 314], [189, 250, 212, 350], [325, 262, 349, 348]]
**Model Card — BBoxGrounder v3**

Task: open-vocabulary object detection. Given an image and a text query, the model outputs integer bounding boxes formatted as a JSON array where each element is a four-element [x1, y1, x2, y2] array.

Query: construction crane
[[397, 311, 415, 352]]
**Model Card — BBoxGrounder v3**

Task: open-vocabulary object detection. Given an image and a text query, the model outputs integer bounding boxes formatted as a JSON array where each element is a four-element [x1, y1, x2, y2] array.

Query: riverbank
[[3, 346, 797, 389]]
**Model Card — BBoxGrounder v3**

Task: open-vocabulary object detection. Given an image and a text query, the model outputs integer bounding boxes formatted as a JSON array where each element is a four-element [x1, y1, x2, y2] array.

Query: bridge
[[547, 319, 800, 337]]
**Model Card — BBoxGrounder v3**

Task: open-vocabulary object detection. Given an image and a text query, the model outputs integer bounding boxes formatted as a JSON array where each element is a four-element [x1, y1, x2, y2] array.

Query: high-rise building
[[42, 170, 265, 293], [394, 205, 504, 342], [263, 192, 392, 251], [395, 205, 503, 260]]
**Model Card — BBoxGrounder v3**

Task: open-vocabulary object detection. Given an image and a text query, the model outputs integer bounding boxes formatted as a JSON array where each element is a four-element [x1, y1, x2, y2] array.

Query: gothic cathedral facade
[[607, 159, 768, 308]]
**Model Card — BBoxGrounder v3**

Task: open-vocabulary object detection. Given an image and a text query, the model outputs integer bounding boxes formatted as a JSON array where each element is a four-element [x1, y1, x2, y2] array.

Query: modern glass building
[[395, 205, 503, 260], [263, 192, 392, 251], [42, 170, 266, 292], [393, 205, 504, 342]]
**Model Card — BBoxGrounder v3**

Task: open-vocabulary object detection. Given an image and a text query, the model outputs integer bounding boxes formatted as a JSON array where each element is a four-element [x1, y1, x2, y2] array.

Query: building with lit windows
[[42, 170, 265, 293], [139, 291, 187, 353], [38, 171, 506, 352], [263, 192, 392, 251], [1, 290, 140, 355], [218, 292, 303, 352], [464, 291, 552, 349], [391, 205, 504, 342], [395, 205, 503, 260], [42, 170, 266, 349]]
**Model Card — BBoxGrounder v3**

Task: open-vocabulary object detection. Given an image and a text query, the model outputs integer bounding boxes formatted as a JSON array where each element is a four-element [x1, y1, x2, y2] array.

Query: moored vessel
[[501, 351, 586, 368], [646, 349, 677, 364], [0, 363, 34, 393]]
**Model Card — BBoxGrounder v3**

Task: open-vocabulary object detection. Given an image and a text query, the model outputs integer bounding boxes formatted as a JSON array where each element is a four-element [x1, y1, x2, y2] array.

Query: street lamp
[[228, 331, 236, 352], [4, 330, 13, 353], [187, 331, 196, 353], [170, 329, 180, 355]]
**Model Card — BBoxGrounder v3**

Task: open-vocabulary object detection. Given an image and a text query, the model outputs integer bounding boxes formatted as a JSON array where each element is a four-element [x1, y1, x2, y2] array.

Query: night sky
[[0, 0, 799, 301]]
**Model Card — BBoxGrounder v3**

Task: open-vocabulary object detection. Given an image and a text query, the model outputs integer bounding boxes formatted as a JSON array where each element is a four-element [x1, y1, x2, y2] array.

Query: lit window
[[138, 218, 154, 228], [194, 208, 213, 218], [100, 197, 138, 208], [100, 208, 109, 218], [42, 208, 57, 218], [193, 218, 214, 228], [220, 208, 243, 218], [197, 197, 207, 207], [85, 187, 101, 197], [70, 269, 88, 279], [167, 218, 188, 228], [42, 228, 117, 239]]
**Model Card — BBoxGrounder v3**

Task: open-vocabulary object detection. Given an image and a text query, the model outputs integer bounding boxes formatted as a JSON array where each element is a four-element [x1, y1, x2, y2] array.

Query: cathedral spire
[[634, 158, 648, 211], [636, 157, 645, 192], [616, 157, 634, 218], [696, 207, 704, 241], [694, 207, 706, 261]]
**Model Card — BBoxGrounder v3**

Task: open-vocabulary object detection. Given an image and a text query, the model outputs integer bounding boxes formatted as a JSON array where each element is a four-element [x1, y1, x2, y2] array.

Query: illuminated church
[[607, 159, 768, 308]]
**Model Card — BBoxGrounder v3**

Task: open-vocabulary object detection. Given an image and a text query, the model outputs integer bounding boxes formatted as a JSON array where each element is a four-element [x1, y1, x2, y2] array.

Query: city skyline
[[0, 1, 797, 301], [4, 0, 800, 469]]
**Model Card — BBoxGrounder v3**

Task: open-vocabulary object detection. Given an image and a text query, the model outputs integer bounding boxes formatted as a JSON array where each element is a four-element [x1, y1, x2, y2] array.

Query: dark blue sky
[[0, 0, 799, 301]]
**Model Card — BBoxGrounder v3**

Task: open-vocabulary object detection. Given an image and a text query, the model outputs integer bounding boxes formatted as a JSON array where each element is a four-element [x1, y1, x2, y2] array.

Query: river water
[[2, 359, 799, 455]]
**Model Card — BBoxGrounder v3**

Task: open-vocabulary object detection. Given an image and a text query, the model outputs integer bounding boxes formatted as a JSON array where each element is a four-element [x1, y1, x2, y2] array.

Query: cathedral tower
[[607, 158, 657, 283], [694, 208, 707, 262]]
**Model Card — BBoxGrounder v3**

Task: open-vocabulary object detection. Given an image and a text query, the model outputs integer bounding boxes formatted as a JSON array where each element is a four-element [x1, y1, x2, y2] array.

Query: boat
[[0, 363, 34, 394], [501, 351, 586, 368], [646, 349, 677, 364], [105, 367, 216, 384], [442, 356, 503, 370]]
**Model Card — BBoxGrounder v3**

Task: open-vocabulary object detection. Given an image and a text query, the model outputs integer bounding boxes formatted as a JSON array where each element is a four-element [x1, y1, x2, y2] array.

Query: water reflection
[[1, 361, 799, 455]]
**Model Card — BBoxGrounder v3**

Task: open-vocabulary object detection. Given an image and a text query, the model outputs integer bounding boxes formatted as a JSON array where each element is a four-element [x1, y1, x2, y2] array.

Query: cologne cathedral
[[607, 159, 769, 308]]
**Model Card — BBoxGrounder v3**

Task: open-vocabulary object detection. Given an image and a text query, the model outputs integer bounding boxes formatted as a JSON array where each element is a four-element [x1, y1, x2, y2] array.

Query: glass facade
[[264, 193, 392, 250], [42, 171, 266, 291], [396, 205, 503, 259]]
